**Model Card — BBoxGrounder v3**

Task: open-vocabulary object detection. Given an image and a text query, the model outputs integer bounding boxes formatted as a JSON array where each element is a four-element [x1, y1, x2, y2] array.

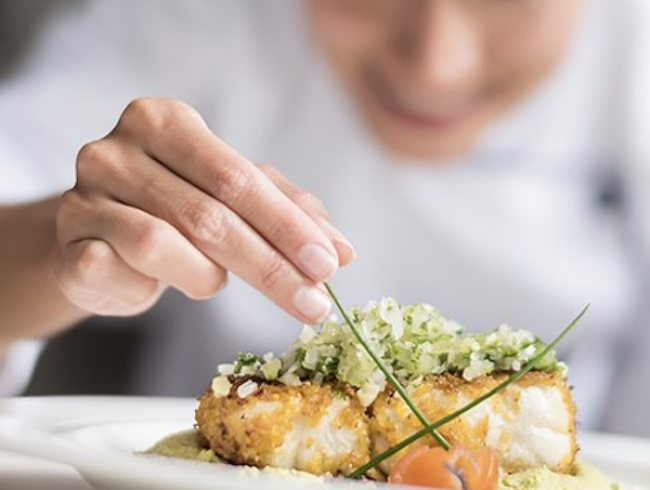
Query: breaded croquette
[[196, 378, 370, 476], [370, 371, 576, 475], [196, 371, 576, 477]]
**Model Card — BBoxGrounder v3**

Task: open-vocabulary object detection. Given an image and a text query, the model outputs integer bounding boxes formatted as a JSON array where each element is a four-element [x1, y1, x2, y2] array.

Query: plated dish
[[192, 297, 578, 483], [2, 298, 649, 490], [0, 396, 649, 490]]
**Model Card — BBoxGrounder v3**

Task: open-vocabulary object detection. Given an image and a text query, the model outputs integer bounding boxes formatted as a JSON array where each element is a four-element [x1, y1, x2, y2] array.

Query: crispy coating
[[370, 371, 576, 475], [195, 378, 370, 476], [196, 372, 576, 477]]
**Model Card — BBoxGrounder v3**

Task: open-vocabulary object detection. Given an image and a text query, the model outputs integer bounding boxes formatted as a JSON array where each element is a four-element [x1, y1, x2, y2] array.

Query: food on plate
[[388, 444, 500, 489], [370, 370, 574, 476], [145, 297, 639, 489], [196, 378, 370, 476], [144, 430, 631, 490], [196, 298, 574, 478], [146, 429, 222, 464]]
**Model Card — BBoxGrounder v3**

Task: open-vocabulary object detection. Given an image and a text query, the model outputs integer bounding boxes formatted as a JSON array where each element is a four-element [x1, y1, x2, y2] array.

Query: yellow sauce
[[499, 462, 621, 490], [144, 429, 630, 490]]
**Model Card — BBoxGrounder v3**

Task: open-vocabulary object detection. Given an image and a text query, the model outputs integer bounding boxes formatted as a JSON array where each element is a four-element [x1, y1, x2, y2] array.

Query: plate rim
[[1, 395, 648, 489]]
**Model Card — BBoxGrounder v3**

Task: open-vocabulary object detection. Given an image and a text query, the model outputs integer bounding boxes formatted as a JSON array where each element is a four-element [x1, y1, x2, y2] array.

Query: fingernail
[[334, 236, 356, 263], [298, 243, 338, 280], [321, 222, 356, 263], [293, 286, 332, 324]]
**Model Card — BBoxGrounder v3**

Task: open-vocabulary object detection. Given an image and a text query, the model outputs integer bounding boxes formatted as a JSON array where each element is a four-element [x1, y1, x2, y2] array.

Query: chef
[[0, 0, 648, 434]]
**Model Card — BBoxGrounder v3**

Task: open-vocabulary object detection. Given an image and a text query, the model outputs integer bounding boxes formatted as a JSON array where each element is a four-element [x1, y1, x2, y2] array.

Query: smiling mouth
[[367, 72, 486, 131], [384, 100, 482, 130]]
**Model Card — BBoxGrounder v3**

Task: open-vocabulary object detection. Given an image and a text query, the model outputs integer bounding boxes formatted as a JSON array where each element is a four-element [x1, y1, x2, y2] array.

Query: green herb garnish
[[233, 352, 262, 374], [325, 282, 451, 450]]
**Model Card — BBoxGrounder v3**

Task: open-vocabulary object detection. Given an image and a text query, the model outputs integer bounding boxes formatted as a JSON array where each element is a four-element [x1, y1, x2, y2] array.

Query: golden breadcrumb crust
[[370, 371, 576, 474], [196, 372, 576, 477], [196, 378, 370, 476]]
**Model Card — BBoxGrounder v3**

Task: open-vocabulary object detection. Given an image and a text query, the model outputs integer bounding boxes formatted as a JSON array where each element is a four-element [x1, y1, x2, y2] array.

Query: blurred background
[[0, 0, 137, 395], [1, 1, 212, 397]]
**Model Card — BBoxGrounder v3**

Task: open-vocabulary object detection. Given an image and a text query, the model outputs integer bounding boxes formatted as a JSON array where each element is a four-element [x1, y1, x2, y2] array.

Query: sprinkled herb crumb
[[213, 298, 566, 406]]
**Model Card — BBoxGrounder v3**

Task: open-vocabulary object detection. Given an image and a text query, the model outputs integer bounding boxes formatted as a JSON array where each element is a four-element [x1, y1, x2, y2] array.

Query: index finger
[[115, 98, 341, 283]]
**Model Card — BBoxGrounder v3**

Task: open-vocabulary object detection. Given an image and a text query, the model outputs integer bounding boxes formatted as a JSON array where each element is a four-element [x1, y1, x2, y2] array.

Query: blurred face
[[307, 0, 586, 161]]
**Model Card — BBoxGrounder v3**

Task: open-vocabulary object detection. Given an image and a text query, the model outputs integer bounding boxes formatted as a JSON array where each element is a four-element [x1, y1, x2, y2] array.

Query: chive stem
[[324, 282, 451, 450], [348, 303, 589, 479]]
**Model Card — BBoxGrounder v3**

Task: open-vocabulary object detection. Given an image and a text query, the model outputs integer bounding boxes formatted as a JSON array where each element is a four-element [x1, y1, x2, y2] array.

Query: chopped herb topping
[[212, 298, 566, 406]]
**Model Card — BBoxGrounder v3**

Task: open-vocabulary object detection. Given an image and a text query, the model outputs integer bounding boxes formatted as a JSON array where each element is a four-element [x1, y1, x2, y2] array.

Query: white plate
[[0, 396, 648, 490]]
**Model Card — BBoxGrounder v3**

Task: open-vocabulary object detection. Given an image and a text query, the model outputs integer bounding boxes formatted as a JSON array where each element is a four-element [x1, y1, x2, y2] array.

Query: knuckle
[[210, 164, 252, 204], [130, 220, 170, 269], [267, 219, 292, 247], [120, 98, 170, 138], [76, 141, 103, 171], [122, 97, 163, 128], [260, 253, 292, 290], [73, 240, 114, 287], [179, 200, 229, 244], [120, 97, 195, 133], [76, 139, 122, 178]]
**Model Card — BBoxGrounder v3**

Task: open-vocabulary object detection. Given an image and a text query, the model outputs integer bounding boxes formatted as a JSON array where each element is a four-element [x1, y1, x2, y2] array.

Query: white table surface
[[0, 450, 94, 490]]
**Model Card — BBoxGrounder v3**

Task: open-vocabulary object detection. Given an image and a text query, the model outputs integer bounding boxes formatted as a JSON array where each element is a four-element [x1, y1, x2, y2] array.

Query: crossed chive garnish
[[323, 282, 588, 479]]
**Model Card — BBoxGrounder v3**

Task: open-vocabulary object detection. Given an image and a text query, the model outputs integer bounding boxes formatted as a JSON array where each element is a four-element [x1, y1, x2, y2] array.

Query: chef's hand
[[54, 98, 355, 324]]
